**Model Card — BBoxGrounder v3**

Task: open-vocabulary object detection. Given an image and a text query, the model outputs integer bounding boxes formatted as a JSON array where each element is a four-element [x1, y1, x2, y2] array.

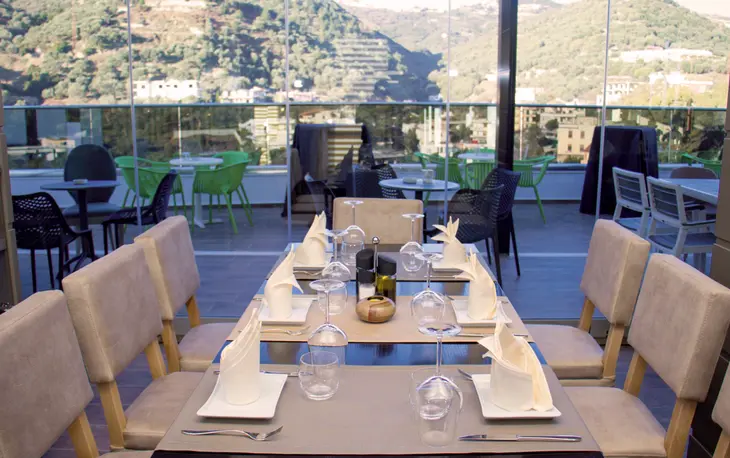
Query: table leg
[[414, 190, 427, 241], [193, 194, 206, 229]]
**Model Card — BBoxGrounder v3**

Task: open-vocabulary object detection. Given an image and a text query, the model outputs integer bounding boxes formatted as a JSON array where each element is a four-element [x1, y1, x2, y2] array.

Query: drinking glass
[[308, 279, 348, 363], [413, 376, 461, 447], [422, 168, 435, 184], [322, 229, 350, 282], [182, 151, 191, 161], [298, 351, 340, 401], [341, 200, 365, 266], [317, 280, 347, 315], [400, 213, 425, 272]]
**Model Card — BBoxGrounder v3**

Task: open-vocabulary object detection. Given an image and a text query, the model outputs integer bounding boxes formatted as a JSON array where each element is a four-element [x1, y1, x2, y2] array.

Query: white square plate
[[471, 374, 561, 420], [260, 296, 314, 325], [197, 372, 288, 419], [293, 253, 332, 270], [432, 259, 462, 271], [451, 299, 512, 327]]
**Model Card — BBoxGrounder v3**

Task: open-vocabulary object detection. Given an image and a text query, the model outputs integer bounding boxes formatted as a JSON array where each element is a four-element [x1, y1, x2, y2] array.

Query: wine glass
[[400, 213, 425, 272], [308, 279, 348, 363], [322, 229, 350, 282], [341, 200, 365, 266]]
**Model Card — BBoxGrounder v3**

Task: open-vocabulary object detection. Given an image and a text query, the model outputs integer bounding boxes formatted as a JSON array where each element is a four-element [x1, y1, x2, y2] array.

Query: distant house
[[132, 80, 200, 101], [620, 48, 713, 63]]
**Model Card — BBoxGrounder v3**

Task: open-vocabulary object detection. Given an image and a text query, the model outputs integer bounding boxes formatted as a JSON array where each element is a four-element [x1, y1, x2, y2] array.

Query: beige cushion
[[101, 452, 154, 458], [63, 244, 163, 383], [580, 220, 651, 325], [628, 254, 730, 401], [124, 371, 203, 450], [135, 216, 200, 321], [179, 322, 235, 372], [526, 324, 604, 380], [713, 368, 730, 432], [0, 291, 94, 458], [566, 386, 666, 457], [333, 198, 423, 245]]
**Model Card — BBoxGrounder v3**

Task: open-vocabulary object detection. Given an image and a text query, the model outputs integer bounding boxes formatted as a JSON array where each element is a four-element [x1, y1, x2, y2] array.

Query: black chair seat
[[63, 202, 121, 218]]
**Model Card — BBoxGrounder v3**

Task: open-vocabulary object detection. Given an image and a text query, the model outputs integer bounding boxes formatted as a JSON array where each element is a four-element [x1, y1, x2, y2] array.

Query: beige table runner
[[229, 295, 532, 343], [157, 365, 599, 455]]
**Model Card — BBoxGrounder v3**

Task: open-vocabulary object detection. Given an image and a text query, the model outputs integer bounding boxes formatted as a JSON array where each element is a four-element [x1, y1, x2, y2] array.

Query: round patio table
[[41, 180, 120, 265], [169, 157, 223, 229], [379, 178, 460, 238], [459, 151, 495, 162]]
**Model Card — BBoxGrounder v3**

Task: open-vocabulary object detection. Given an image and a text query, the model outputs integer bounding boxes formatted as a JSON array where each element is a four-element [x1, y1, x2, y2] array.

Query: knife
[[459, 434, 582, 442]]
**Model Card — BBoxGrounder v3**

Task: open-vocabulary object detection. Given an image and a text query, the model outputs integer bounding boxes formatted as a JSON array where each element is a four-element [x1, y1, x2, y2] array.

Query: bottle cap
[[356, 249, 375, 270], [377, 255, 397, 276], [356, 269, 375, 283]]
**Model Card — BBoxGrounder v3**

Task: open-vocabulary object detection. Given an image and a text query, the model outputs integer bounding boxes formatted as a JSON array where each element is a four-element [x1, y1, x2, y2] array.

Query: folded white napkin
[[432, 217, 466, 266], [219, 308, 261, 405], [264, 249, 303, 319], [479, 322, 553, 412], [455, 252, 497, 320], [295, 212, 328, 266]]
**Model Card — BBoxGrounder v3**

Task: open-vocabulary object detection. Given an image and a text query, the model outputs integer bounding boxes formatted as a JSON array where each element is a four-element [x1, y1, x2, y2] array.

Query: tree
[[545, 119, 559, 131], [404, 128, 420, 153]]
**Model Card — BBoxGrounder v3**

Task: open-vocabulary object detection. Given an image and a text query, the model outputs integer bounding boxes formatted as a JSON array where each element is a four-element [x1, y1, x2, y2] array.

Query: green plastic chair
[[213, 151, 254, 225], [513, 155, 555, 223], [114, 156, 187, 218], [192, 162, 249, 234], [464, 160, 496, 189], [433, 156, 466, 186], [680, 153, 722, 176], [414, 152, 431, 168]]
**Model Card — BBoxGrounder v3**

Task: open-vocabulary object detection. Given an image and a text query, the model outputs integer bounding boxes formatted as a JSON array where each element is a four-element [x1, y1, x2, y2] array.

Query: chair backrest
[[64, 144, 117, 203], [713, 367, 730, 437], [193, 162, 245, 195], [446, 185, 503, 244], [613, 167, 649, 213], [647, 177, 688, 227], [373, 164, 406, 199], [148, 171, 178, 222], [214, 151, 250, 166], [62, 244, 163, 383], [513, 155, 554, 187], [134, 216, 200, 321], [352, 166, 384, 198], [580, 220, 650, 325], [483, 167, 521, 219], [669, 166, 718, 179], [12, 192, 73, 250], [465, 161, 495, 189], [333, 197, 423, 244], [628, 254, 730, 401], [0, 291, 94, 458], [433, 156, 465, 185]]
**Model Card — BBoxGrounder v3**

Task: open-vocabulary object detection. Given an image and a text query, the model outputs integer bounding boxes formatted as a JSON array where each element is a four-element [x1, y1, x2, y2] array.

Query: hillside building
[[132, 80, 200, 101], [556, 117, 597, 163]]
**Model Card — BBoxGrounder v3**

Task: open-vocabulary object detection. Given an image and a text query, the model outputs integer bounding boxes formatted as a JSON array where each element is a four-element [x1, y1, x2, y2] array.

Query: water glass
[[422, 168, 435, 184], [182, 151, 192, 160], [317, 285, 347, 315], [298, 351, 340, 401], [413, 376, 461, 447]]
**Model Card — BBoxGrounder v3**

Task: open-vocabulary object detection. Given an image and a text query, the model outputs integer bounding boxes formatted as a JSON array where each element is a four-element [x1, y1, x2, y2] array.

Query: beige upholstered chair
[[332, 197, 423, 245], [0, 290, 151, 458], [566, 254, 730, 458], [62, 244, 203, 451], [528, 220, 651, 386], [712, 368, 730, 458], [134, 215, 234, 372]]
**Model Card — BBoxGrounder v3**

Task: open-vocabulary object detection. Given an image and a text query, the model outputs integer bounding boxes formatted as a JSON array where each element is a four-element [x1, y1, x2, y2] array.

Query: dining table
[[169, 156, 224, 229], [662, 178, 720, 206], [149, 242, 603, 458]]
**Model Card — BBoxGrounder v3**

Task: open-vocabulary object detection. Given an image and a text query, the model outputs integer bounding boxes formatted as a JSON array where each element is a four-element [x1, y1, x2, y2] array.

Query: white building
[[649, 72, 714, 93], [132, 80, 200, 101], [620, 48, 713, 63], [596, 76, 639, 104], [220, 87, 267, 103]]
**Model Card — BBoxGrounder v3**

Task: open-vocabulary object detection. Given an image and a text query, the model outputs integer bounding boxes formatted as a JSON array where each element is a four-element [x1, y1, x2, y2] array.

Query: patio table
[[662, 178, 719, 206], [169, 157, 223, 229]]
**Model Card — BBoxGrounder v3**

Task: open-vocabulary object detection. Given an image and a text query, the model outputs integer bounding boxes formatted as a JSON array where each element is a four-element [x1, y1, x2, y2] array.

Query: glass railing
[[3, 103, 725, 170]]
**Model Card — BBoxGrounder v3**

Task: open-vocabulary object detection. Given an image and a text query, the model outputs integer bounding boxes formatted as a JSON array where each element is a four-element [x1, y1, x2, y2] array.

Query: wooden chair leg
[[98, 381, 126, 450], [714, 431, 730, 458], [578, 298, 595, 332], [68, 411, 99, 458], [162, 320, 181, 373], [601, 324, 625, 380], [186, 295, 201, 328], [144, 340, 167, 380], [665, 398, 697, 458], [623, 352, 647, 396]]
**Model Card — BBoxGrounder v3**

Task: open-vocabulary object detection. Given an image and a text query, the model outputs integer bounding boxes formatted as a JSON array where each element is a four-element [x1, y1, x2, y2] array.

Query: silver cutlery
[[455, 332, 528, 338], [460, 434, 581, 443], [183, 426, 284, 441], [458, 368, 477, 381], [214, 370, 298, 377], [260, 325, 310, 336]]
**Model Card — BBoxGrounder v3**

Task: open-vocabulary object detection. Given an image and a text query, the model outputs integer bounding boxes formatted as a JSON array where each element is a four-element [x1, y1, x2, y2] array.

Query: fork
[[455, 332, 528, 338], [260, 325, 310, 336], [458, 368, 477, 381], [182, 425, 283, 441]]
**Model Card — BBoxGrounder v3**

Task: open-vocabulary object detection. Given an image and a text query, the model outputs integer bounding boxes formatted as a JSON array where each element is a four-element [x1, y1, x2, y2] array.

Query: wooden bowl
[[356, 295, 396, 323]]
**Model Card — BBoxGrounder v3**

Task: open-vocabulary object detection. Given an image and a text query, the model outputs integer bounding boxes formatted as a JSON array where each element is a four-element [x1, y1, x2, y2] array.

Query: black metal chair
[[425, 185, 504, 284], [352, 165, 385, 198], [482, 168, 522, 276], [373, 164, 406, 199], [305, 179, 336, 229], [12, 192, 95, 291], [102, 171, 178, 254], [62, 144, 120, 221]]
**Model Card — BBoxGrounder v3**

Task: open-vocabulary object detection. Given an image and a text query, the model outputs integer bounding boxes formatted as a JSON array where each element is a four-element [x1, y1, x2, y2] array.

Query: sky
[[336, 0, 729, 18]]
